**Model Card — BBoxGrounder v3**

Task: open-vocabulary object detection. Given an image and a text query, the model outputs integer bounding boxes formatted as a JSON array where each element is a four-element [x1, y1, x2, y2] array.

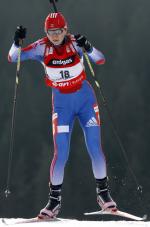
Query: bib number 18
[[60, 70, 70, 79]]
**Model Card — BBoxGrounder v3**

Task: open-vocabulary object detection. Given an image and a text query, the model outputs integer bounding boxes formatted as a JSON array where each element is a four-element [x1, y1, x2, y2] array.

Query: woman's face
[[47, 28, 67, 45]]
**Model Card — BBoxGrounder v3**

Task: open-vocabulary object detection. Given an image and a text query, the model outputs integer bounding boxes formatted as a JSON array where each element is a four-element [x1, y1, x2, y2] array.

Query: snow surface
[[0, 218, 149, 227]]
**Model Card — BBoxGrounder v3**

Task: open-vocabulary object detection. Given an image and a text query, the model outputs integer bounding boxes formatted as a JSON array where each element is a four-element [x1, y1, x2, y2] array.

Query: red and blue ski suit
[[8, 35, 107, 185]]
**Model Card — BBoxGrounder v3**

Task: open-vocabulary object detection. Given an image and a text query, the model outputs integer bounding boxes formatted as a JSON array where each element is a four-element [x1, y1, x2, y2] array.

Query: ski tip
[[142, 214, 147, 221]]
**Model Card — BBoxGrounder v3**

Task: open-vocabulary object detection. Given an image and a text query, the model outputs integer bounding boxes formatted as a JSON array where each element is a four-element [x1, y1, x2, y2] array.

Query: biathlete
[[8, 12, 117, 219]]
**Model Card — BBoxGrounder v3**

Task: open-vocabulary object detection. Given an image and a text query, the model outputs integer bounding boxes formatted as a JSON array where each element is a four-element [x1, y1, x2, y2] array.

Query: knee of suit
[[88, 146, 105, 163], [53, 150, 69, 168], [85, 131, 105, 162], [54, 133, 70, 165], [86, 134, 102, 153]]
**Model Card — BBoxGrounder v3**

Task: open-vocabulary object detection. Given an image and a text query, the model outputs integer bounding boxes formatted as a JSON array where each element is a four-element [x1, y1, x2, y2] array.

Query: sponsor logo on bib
[[47, 56, 75, 66]]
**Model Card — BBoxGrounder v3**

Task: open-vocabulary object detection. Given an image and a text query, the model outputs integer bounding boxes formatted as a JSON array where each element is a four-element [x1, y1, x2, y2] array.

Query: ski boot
[[96, 177, 117, 211], [38, 184, 62, 220]]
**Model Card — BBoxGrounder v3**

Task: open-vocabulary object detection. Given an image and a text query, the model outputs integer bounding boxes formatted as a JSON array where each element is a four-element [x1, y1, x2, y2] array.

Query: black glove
[[14, 26, 26, 46], [74, 34, 92, 52]]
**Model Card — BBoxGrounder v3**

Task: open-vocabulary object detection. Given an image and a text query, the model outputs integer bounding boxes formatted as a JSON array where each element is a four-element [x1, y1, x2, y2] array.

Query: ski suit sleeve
[[87, 47, 105, 65], [8, 40, 45, 63], [72, 40, 105, 65]]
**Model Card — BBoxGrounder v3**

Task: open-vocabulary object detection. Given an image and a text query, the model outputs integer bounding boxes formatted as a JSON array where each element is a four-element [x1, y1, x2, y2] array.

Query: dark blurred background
[[0, 0, 150, 221]]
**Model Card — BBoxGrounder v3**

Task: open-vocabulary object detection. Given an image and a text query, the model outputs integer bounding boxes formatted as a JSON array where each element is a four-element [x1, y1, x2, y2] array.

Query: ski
[[84, 209, 147, 221], [2, 217, 65, 225]]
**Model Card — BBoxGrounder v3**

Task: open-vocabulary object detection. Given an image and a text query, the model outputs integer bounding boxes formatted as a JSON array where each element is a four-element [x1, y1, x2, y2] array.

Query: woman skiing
[[8, 12, 117, 219]]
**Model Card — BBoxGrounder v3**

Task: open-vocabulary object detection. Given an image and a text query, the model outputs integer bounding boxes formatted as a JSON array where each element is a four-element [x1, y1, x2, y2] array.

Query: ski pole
[[49, 0, 58, 13], [83, 51, 142, 193], [5, 40, 23, 198]]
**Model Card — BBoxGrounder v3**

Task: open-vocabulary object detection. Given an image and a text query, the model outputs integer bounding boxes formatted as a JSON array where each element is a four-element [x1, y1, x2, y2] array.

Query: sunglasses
[[47, 29, 64, 36]]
